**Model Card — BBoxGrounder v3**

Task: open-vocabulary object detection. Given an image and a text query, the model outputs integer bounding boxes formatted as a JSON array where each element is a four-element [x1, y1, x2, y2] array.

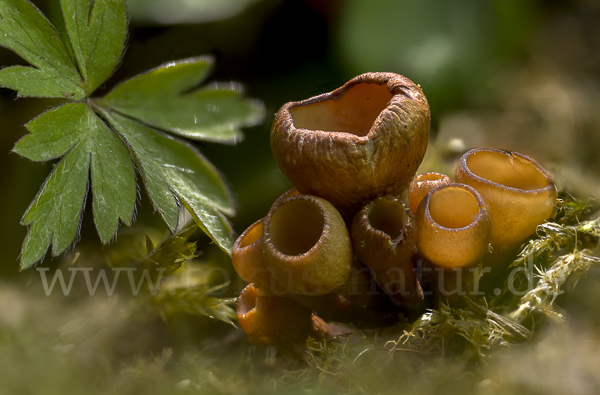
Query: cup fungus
[[416, 184, 492, 303], [408, 172, 452, 215], [262, 194, 353, 295], [455, 148, 557, 257], [271, 72, 430, 217], [234, 70, 562, 349], [236, 283, 313, 345], [232, 218, 272, 293], [416, 184, 492, 269], [351, 196, 423, 309], [232, 189, 301, 295]]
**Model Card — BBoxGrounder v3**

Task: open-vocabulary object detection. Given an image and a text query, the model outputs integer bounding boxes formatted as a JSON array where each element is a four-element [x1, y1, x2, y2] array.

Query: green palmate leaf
[[97, 56, 265, 143], [3, 0, 261, 267], [60, 0, 127, 94], [0, 0, 84, 99], [19, 142, 89, 269], [15, 103, 136, 269], [178, 197, 234, 255], [13, 104, 83, 161], [100, 109, 235, 253]]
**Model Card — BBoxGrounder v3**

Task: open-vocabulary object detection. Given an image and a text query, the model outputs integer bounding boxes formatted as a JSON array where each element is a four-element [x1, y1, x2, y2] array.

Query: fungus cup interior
[[467, 151, 549, 190], [270, 200, 325, 255], [429, 188, 479, 229], [289, 83, 393, 137], [417, 173, 447, 183], [236, 285, 258, 334], [368, 200, 408, 240], [237, 285, 257, 316], [239, 221, 262, 248]]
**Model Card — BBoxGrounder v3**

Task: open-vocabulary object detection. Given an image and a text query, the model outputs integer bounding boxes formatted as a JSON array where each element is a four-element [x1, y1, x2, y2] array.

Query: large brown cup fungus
[[351, 196, 423, 309], [455, 148, 557, 258], [271, 72, 430, 217], [262, 194, 353, 295]]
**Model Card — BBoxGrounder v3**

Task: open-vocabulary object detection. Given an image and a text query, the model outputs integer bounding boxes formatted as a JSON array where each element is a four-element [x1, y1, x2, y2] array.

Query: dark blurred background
[[1, 0, 600, 277]]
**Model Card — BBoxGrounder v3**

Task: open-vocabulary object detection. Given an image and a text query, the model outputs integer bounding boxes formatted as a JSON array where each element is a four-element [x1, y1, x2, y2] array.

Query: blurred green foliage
[[127, 0, 275, 24], [338, 0, 538, 119]]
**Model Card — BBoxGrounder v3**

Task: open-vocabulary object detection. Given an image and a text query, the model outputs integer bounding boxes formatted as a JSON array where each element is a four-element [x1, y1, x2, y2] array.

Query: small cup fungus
[[232, 189, 302, 295], [416, 184, 492, 302], [416, 184, 492, 269], [231, 218, 272, 293], [351, 196, 423, 309], [236, 283, 313, 345], [455, 148, 557, 257], [271, 72, 430, 217], [408, 172, 452, 215], [236, 283, 343, 345], [262, 194, 353, 295]]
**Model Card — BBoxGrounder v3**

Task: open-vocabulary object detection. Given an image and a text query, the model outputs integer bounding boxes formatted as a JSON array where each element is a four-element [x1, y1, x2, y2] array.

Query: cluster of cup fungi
[[232, 73, 557, 348]]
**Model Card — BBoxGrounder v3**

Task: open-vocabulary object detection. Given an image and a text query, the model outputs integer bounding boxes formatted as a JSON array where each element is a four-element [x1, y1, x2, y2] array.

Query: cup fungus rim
[[236, 283, 257, 311], [263, 194, 331, 259], [458, 147, 556, 196], [360, 195, 414, 244], [422, 183, 489, 233], [278, 72, 425, 142], [413, 172, 451, 184], [233, 218, 263, 252]]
